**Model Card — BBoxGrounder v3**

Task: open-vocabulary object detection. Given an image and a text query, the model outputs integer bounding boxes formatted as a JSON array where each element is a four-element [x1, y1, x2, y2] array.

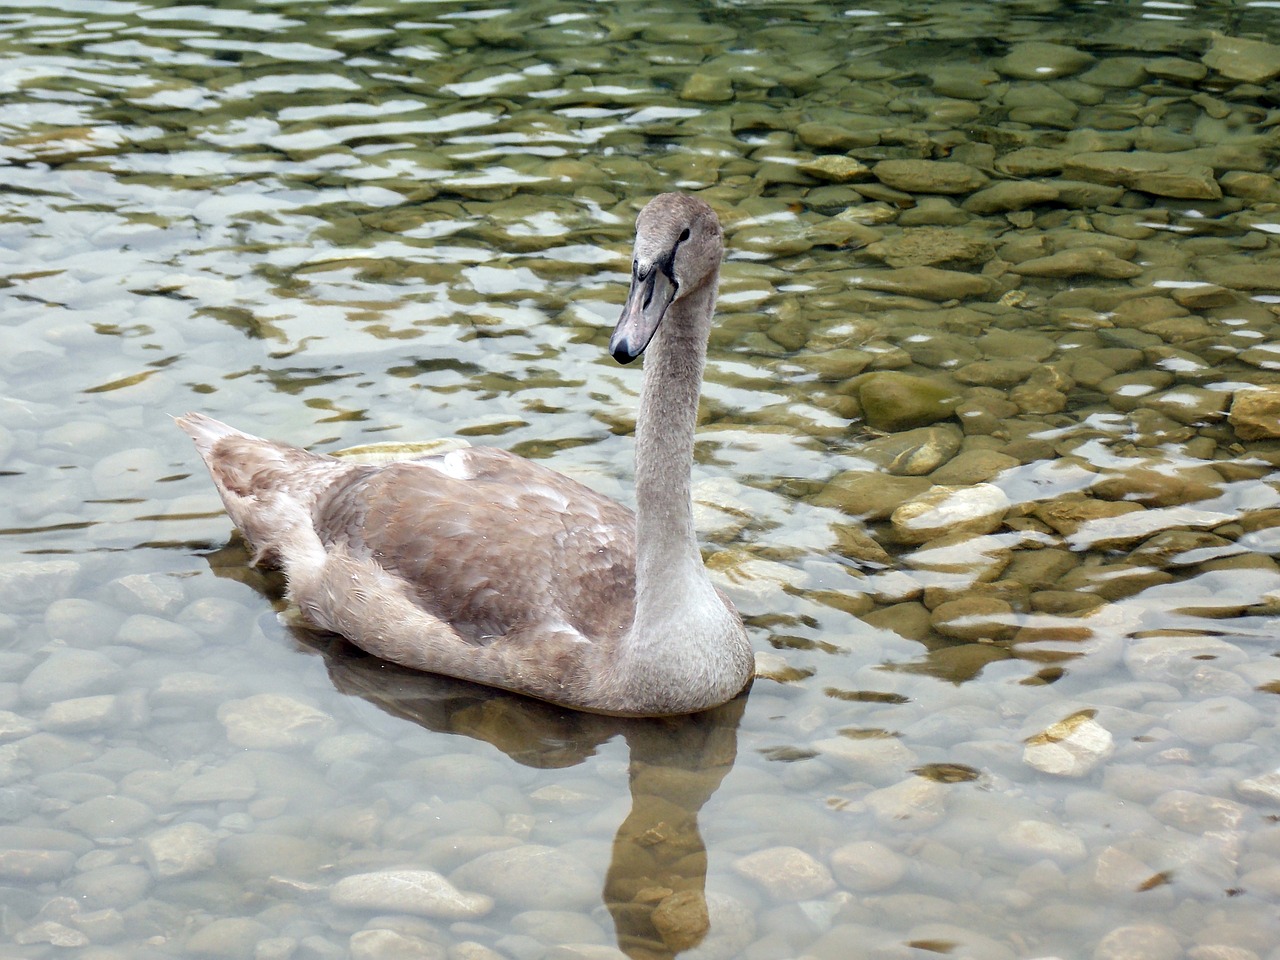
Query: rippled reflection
[[2, 0, 1280, 957]]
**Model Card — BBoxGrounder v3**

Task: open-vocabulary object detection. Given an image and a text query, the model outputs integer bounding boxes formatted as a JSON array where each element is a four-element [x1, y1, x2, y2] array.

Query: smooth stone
[[860, 426, 963, 476], [1093, 923, 1181, 960], [41, 695, 120, 733], [13, 921, 88, 947], [811, 734, 919, 782], [0, 560, 80, 612], [142, 821, 219, 878], [60, 794, 153, 837], [1229, 387, 1280, 440], [1202, 32, 1280, 83], [0, 848, 76, 881], [66, 863, 152, 910], [929, 450, 1019, 485], [43, 599, 125, 646], [219, 832, 329, 879], [829, 840, 904, 892], [962, 180, 1060, 214], [1166, 697, 1261, 747], [20, 648, 123, 705], [891, 483, 1010, 545], [100, 573, 187, 616], [1151, 790, 1246, 833], [1011, 248, 1141, 279], [931, 596, 1016, 642], [863, 228, 993, 268], [857, 373, 961, 432], [217, 694, 336, 749], [173, 762, 257, 804], [872, 159, 989, 195], [350, 929, 447, 960], [1033, 499, 1144, 537], [998, 819, 1087, 864], [450, 845, 597, 911], [651, 890, 707, 952], [186, 918, 273, 960], [811, 471, 932, 519], [1061, 151, 1221, 200], [863, 776, 949, 829], [1234, 771, 1280, 806], [798, 155, 869, 182], [0, 709, 38, 742], [116, 614, 203, 653], [331, 869, 493, 919], [854, 265, 994, 301], [1023, 712, 1115, 777], [731, 846, 835, 901], [1124, 635, 1247, 684], [994, 41, 1095, 79], [1202, 263, 1280, 291]]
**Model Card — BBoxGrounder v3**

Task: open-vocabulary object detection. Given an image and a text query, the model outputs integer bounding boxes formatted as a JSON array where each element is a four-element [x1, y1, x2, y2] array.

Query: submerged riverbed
[[1, 1, 1279, 958]]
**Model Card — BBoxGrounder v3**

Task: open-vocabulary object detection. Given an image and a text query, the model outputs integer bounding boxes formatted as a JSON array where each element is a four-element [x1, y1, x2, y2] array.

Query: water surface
[[1, 2, 1279, 958]]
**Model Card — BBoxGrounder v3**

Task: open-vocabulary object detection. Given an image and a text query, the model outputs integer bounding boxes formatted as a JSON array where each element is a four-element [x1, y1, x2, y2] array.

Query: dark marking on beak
[[610, 263, 678, 364]]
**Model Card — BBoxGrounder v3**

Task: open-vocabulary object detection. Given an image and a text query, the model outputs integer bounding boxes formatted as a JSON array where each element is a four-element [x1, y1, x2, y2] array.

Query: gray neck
[[632, 282, 716, 606]]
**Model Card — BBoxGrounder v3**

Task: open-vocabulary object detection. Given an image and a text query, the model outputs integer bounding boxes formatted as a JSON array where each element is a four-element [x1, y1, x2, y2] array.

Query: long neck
[[632, 282, 716, 606]]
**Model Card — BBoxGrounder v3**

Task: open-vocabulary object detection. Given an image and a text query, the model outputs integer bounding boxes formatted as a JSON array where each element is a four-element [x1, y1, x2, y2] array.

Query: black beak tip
[[610, 333, 641, 365]]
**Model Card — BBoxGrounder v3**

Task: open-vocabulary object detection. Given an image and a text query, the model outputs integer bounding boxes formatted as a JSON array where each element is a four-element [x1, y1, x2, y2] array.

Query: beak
[[610, 264, 677, 364]]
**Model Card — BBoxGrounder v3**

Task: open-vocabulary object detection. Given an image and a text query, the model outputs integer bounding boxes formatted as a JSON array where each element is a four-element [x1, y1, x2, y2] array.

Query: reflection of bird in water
[[177, 193, 752, 717], [301, 623, 747, 959]]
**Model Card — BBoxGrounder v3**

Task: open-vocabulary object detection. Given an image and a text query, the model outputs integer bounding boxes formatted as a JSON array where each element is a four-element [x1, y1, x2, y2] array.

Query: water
[[1, 1, 1279, 957]]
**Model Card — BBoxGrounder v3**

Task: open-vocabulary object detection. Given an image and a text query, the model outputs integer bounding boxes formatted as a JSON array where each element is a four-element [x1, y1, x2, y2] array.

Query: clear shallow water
[[1, 1, 1279, 958]]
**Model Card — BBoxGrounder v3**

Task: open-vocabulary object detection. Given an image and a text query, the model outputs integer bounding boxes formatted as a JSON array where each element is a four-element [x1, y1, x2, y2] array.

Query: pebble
[[857, 372, 960, 431], [872, 159, 989, 195], [142, 821, 219, 878], [1023, 713, 1115, 777], [891, 484, 1011, 545], [829, 840, 904, 892], [217, 694, 336, 749], [20, 648, 123, 705], [1228, 386, 1280, 440], [731, 846, 835, 901], [331, 869, 494, 919], [450, 845, 598, 911]]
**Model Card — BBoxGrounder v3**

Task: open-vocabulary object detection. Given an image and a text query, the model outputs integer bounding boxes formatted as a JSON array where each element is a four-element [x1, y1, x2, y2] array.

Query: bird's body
[[178, 193, 753, 716]]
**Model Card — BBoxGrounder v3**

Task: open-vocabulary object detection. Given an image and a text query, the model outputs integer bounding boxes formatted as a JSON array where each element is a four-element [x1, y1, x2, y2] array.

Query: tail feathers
[[175, 412, 339, 568]]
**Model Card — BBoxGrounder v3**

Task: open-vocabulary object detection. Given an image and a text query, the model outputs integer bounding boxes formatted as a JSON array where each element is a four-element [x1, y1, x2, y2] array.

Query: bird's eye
[[678, 228, 690, 243]]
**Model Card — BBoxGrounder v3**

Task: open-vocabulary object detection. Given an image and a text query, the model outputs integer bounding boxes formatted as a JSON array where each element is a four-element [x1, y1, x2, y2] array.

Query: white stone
[[330, 869, 493, 919]]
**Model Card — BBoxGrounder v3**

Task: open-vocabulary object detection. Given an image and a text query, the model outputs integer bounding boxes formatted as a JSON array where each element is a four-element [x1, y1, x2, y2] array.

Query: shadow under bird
[[177, 193, 754, 717]]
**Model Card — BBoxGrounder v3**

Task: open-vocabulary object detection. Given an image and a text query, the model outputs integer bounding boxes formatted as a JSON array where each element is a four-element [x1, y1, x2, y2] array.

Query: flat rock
[[872, 159, 989, 195], [1062, 151, 1220, 200], [0, 560, 80, 612], [1202, 32, 1280, 83], [142, 822, 219, 878], [858, 372, 962, 432], [859, 425, 963, 476], [863, 228, 993, 268], [217, 694, 335, 749], [997, 819, 1088, 864], [732, 846, 835, 901], [1229, 387, 1280, 440], [829, 840, 904, 891], [811, 471, 933, 520], [891, 483, 1010, 545], [331, 869, 493, 919], [995, 41, 1095, 79], [853, 265, 994, 301], [962, 180, 1060, 214], [798, 155, 869, 182], [1011, 247, 1142, 279], [450, 845, 597, 911], [1023, 712, 1115, 777], [21, 648, 123, 705]]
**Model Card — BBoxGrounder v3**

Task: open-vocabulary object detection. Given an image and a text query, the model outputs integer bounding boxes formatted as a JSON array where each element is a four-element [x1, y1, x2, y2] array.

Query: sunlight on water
[[0, 1, 1279, 958]]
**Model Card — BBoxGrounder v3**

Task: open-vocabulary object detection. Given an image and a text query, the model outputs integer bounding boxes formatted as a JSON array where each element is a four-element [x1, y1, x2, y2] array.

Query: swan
[[177, 193, 753, 717]]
